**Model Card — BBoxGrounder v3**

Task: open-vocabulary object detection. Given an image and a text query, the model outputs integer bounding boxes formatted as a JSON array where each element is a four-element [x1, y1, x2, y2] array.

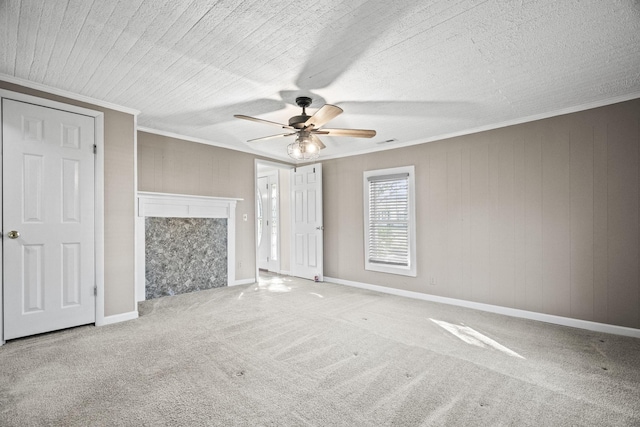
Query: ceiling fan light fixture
[[288, 134, 319, 160]]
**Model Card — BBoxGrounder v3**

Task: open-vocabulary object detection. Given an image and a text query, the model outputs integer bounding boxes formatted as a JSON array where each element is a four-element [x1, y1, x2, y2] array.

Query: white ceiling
[[2, 0, 640, 162]]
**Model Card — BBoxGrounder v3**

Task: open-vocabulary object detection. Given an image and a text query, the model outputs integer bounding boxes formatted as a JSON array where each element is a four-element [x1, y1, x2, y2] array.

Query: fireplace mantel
[[135, 192, 243, 301]]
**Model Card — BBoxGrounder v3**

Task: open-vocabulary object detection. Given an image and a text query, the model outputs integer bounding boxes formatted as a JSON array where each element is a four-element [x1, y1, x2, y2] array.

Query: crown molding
[[320, 92, 640, 161], [137, 126, 290, 162], [0, 73, 140, 116]]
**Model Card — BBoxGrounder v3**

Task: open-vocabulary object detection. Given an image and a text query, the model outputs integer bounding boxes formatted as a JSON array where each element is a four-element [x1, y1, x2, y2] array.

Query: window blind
[[367, 173, 409, 266]]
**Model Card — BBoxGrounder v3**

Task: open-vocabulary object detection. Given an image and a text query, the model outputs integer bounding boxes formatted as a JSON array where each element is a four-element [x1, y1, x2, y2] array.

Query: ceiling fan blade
[[247, 132, 297, 143], [234, 114, 293, 129], [321, 128, 377, 138], [303, 104, 343, 129], [310, 134, 326, 150]]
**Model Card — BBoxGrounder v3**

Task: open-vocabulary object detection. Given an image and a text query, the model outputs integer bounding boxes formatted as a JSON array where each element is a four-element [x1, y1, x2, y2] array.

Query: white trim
[[94, 112, 106, 327], [319, 92, 640, 161], [363, 165, 417, 277], [135, 215, 146, 302], [279, 270, 291, 276], [133, 114, 139, 303], [0, 96, 3, 345], [231, 278, 256, 286], [0, 74, 140, 116], [325, 277, 640, 339], [101, 310, 139, 326], [137, 192, 243, 216], [0, 89, 106, 341], [136, 192, 243, 300]]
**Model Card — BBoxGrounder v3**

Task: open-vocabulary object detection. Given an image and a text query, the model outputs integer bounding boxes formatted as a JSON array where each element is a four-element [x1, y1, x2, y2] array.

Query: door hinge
[[94, 286, 97, 296], [313, 167, 315, 173], [93, 144, 97, 154]]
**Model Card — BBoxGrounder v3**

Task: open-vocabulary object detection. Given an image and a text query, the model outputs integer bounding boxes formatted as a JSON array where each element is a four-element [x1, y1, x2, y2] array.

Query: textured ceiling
[[2, 0, 640, 162]]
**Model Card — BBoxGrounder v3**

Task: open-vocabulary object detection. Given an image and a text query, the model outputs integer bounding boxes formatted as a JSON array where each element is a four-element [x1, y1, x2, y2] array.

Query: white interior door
[[291, 163, 323, 281], [257, 172, 280, 272], [267, 173, 279, 272], [257, 176, 270, 270], [2, 98, 96, 340]]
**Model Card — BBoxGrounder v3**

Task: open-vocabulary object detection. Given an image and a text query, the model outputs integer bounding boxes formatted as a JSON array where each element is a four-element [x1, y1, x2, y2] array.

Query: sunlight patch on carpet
[[430, 319, 525, 359], [257, 276, 291, 293]]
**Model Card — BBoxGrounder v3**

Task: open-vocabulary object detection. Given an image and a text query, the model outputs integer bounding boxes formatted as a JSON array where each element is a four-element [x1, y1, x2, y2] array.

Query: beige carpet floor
[[1, 274, 639, 426]]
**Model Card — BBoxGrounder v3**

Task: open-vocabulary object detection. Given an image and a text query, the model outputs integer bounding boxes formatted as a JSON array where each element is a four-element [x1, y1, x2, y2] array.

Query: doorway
[[254, 160, 324, 283], [255, 161, 292, 278]]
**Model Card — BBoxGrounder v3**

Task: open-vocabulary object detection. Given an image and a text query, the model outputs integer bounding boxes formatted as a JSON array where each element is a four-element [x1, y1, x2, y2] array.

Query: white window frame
[[363, 165, 417, 277]]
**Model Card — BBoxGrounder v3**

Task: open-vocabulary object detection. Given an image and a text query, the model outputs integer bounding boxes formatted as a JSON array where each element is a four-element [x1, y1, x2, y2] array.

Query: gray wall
[[0, 80, 136, 317], [323, 98, 640, 329], [137, 131, 286, 281]]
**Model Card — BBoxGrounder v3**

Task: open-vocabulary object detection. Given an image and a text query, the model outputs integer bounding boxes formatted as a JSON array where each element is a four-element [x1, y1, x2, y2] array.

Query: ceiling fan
[[234, 96, 376, 160]]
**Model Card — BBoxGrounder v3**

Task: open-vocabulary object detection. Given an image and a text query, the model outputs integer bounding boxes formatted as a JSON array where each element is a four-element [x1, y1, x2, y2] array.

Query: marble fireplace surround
[[136, 192, 243, 301]]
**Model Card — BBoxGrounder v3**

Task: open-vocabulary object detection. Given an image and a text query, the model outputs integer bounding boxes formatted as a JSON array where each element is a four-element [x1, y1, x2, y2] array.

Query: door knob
[[7, 230, 20, 239], [316, 226, 324, 231]]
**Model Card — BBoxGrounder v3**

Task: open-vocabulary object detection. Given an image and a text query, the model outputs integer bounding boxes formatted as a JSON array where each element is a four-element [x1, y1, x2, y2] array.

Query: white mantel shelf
[[137, 191, 243, 218], [135, 192, 244, 302]]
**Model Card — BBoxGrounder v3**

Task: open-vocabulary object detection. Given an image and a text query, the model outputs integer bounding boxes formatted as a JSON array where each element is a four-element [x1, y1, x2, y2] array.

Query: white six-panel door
[[291, 164, 323, 281], [257, 175, 270, 270], [3, 98, 96, 340]]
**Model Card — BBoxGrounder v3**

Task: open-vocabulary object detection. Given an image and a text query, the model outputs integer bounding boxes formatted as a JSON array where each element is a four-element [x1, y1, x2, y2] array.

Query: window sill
[[365, 263, 416, 277]]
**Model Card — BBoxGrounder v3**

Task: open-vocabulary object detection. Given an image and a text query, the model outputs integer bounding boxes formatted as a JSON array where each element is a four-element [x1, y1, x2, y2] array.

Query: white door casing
[[2, 98, 96, 340], [291, 163, 323, 281]]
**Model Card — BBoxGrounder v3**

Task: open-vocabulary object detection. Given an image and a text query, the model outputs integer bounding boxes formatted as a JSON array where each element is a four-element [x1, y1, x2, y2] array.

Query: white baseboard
[[231, 278, 255, 287], [324, 277, 640, 339], [98, 310, 139, 326]]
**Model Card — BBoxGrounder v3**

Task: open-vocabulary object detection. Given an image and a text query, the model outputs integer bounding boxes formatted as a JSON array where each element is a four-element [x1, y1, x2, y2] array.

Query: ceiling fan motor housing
[[295, 96, 312, 108], [289, 115, 309, 128], [290, 96, 313, 128]]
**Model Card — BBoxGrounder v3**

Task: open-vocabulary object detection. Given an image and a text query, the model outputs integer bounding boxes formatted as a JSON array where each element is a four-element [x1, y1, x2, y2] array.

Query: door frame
[[0, 90, 105, 345], [254, 159, 293, 281]]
